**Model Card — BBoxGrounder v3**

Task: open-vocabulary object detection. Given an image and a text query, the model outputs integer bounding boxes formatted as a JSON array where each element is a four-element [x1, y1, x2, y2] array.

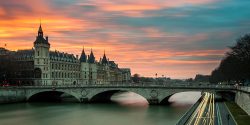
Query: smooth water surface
[[0, 92, 201, 125]]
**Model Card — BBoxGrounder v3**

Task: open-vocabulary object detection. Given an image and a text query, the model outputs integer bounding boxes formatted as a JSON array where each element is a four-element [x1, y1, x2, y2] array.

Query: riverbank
[[0, 88, 26, 104], [226, 101, 250, 125]]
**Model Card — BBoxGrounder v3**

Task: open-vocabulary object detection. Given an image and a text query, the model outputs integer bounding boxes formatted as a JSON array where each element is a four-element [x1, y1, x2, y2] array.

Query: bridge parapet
[[238, 86, 250, 93], [1, 84, 236, 89]]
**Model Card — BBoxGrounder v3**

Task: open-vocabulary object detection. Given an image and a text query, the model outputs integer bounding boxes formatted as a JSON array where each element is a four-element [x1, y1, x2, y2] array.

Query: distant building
[[0, 24, 131, 85]]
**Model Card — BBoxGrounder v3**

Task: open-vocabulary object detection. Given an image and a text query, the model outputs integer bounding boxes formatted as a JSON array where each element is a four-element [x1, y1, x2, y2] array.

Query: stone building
[[0, 24, 131, 85]]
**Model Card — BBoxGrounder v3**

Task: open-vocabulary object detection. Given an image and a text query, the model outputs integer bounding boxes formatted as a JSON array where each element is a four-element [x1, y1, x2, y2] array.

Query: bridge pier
[[80, 98, 89, 103], [147, 98, 159, 105]]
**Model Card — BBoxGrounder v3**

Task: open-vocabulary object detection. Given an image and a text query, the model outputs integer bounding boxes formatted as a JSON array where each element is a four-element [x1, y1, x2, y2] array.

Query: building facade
[[0, 24, 131, 85]]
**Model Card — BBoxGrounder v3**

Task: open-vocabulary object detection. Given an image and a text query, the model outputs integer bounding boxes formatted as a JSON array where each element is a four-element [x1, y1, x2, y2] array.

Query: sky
[[0, 0, 250, 79]]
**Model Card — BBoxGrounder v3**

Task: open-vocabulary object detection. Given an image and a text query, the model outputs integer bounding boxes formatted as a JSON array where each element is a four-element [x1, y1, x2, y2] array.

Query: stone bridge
[[21, 84, 236, 104]]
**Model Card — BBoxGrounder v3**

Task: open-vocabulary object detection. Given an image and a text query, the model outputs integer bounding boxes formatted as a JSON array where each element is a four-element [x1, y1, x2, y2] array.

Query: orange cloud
[[0, 0, 228, 79]]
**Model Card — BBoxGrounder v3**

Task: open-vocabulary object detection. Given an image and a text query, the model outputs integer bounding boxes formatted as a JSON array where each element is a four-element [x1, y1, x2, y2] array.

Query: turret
[[88, 48, 95, 63], [80, 46, 87, 62], [101, 50, 108, 64]]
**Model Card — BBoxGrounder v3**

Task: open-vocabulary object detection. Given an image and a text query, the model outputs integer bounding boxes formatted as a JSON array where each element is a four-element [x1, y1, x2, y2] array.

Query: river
[[0, 92, 201, 125]]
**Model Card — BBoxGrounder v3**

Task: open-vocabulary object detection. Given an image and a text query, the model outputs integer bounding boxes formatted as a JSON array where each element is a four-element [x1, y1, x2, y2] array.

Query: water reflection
[[111, 92, 149, 107], [0, 92, 201, 125], [111, 91, 201, 107], [169, 91, 201, 107]]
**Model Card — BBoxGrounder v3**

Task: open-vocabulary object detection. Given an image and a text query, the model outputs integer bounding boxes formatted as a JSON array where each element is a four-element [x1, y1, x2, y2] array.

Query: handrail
[[0, 84, 237, 90]]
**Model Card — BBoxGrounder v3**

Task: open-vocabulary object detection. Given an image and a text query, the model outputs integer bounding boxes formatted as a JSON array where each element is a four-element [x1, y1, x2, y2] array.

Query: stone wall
[[0, 87, 26, 104], [235, 91, 250, 115]]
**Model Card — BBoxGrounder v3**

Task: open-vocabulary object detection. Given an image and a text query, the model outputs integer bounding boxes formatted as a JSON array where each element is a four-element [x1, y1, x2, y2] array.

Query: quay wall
[[235, 89, 250, 115], [0, 87, 26, 104]]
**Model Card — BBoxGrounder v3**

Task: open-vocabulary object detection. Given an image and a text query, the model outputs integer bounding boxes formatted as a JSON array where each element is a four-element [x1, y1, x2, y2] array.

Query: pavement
[[216, 102, 236, 125]]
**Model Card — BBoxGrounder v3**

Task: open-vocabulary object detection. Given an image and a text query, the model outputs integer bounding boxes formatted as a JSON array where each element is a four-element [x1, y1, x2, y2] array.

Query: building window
[[37, 51, 39, 56]]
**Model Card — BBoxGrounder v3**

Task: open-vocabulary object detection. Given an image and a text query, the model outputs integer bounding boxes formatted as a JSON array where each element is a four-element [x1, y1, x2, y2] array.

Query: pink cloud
[[76, 0, 220, 17]]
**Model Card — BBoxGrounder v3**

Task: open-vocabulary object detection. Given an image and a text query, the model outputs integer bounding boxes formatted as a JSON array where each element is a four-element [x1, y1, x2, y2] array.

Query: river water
[[0, 92, 201, 125]]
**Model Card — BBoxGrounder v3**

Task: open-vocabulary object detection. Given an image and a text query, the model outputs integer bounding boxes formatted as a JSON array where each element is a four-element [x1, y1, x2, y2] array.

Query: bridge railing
[[237, 86, 250, 93], [0, 83, 237, 90]]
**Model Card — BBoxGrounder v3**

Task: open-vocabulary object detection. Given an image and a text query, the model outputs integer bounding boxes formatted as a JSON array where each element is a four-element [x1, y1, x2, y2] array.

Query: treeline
[[210, 34, 250, 84], [131, 74, 171, 84]]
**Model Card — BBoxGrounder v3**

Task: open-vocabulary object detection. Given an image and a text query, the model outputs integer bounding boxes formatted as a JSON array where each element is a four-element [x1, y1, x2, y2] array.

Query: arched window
[[34, 68, 42, 78]]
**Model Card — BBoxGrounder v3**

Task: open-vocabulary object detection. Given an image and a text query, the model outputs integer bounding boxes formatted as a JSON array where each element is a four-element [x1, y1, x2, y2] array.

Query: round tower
[[80, 46, 89, 84]]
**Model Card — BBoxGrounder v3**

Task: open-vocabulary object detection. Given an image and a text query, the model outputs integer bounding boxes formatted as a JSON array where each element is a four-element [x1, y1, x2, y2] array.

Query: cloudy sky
[[0, 0, 249, 78]]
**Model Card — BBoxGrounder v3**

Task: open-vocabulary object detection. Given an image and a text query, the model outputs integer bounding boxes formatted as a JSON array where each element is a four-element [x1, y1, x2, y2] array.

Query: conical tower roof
[[102, 50, 108, 64], [88, 48, 95, 63], [34, 23, 49, 45], [80, 46, 87, 62]]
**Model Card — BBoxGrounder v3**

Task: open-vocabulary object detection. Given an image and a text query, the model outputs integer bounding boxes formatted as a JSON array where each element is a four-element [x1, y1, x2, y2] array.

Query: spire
[[34, 21, 50, 45], [88, 48, 95, 63], [102, 49, 108, 64], [80, 46, 87, 62], [38, 20, 43, 37], [90, 48, 93, 54]]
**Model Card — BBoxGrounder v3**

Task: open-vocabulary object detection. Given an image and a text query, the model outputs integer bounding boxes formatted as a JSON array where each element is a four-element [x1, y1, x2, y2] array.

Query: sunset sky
[[0, 0, 250, 79]]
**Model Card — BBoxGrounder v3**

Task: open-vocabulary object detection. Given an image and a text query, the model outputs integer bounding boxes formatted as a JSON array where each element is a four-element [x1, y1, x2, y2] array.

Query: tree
[[209, 69, 225, 83], [227, 34, 250, 79], [210, 34, 250, 83], [194, 74, 210, 82], [185, 78, 193, 82], [131, 74, 140, 83]]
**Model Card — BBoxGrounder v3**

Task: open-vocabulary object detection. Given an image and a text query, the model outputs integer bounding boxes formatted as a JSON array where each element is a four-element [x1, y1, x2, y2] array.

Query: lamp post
[[155, 73, 158, 84]]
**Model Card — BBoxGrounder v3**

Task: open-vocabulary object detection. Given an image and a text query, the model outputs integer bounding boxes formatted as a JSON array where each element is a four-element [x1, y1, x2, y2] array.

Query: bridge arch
[[158, 89, 236, 104], [27, 89, 81, 102], [215, 90, 236, 101], [87, 89, 150, 104], [159, 91, 202, 104]]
